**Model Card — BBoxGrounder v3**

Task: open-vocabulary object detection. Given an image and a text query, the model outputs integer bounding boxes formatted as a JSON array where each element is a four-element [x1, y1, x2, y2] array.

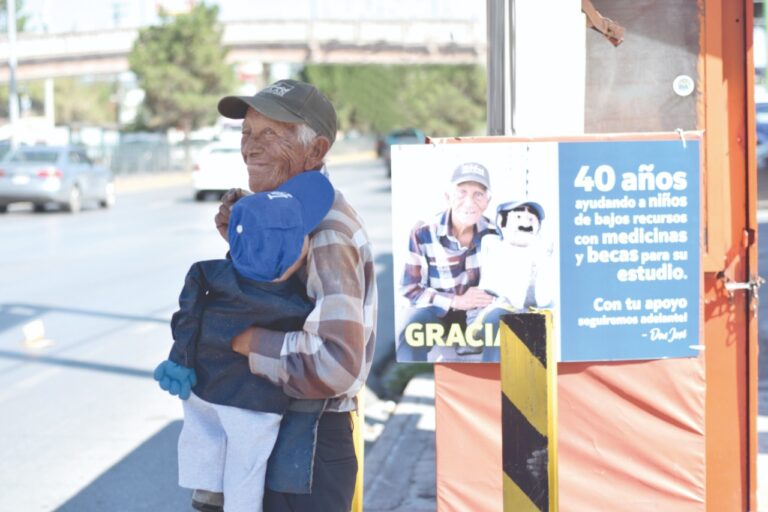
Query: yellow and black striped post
[[500, 311, 557, 512]]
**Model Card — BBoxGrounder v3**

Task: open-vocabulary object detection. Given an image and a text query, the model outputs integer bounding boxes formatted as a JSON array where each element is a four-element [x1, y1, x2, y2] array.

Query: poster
[[391, 135, 701, 363], [391, 142, 560, 363], [558, 139, 701, 361]]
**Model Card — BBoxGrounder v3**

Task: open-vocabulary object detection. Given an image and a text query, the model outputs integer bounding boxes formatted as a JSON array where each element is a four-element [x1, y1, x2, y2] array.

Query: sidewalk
[[364, 374, 436, 512]]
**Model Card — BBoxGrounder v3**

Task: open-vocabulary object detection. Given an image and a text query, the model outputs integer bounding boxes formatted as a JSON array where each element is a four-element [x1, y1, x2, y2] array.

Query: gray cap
[[450, 162, 491, 190], [218, 79, 337, 145]]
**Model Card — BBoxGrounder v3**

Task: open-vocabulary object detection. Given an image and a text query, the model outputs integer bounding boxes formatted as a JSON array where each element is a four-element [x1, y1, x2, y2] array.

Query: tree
[[128, 3, 234, 136], [0, 0, 29, 33], [302, 64, 486, 138]]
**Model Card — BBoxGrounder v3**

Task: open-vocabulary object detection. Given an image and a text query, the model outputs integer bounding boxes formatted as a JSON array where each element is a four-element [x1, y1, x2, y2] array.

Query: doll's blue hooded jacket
[[167, 259, 325, 494]]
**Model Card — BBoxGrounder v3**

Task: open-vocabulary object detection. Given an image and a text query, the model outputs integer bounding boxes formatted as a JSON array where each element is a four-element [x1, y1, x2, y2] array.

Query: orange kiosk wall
[[433, 1, 758, 510]]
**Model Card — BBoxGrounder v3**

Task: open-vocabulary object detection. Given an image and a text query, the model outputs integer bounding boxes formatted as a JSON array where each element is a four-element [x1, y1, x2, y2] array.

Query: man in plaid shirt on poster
[[397, 162, 496, 362]]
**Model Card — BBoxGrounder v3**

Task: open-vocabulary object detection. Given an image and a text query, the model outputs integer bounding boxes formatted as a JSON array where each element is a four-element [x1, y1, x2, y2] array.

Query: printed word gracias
[[404, 322, 499, 348]]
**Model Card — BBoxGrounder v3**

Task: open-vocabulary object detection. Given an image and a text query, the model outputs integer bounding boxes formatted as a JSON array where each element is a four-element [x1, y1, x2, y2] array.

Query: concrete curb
[[114, 171, 191, 194], [364, 373, 436, 512]]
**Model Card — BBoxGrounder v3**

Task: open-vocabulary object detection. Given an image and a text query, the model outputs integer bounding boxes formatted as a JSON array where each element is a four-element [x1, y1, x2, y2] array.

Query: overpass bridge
[[0, 18, 487, 83]]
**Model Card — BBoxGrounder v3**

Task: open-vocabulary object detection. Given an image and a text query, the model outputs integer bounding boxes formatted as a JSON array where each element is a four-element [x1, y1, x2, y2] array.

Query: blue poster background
[[559, 140, 700, 361]]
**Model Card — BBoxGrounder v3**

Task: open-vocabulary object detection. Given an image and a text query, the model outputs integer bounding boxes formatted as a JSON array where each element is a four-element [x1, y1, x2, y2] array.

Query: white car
[[191, 143, 249, 201]]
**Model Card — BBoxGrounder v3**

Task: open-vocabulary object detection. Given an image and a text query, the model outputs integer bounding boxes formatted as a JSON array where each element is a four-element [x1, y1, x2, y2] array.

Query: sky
[[20, 0, 483, 34]]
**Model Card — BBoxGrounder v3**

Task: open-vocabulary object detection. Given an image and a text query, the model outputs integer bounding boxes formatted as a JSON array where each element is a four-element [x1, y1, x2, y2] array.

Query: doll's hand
[[153, 360, 197, 400]]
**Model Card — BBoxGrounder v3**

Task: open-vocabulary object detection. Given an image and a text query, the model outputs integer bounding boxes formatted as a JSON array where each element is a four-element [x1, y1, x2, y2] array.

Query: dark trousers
[[264, 412, 357, 512]]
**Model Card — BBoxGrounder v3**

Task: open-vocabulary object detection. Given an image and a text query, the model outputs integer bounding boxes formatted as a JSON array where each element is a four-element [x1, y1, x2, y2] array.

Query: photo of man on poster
[[390, 142, 560, 364], [396, 162, 497, 362]]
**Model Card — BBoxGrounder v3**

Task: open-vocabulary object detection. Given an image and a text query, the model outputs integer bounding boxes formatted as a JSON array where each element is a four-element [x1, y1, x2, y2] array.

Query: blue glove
[[153, 360, 197, 400]]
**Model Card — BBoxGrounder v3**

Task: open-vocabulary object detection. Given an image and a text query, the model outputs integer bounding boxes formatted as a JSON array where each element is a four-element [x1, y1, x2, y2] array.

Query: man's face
[[240, 109, 311, 192], [446, 181, 490, 229], [500, 205, 541, 246]]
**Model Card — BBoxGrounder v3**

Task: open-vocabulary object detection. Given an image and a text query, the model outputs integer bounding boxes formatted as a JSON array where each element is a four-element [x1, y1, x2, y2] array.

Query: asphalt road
[[0, 157, 394, 511]]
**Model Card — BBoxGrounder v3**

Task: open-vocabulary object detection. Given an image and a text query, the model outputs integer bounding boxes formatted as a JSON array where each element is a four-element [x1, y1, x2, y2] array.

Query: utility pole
[[486, 0, 513, 135], [6, 0, 19, 149]]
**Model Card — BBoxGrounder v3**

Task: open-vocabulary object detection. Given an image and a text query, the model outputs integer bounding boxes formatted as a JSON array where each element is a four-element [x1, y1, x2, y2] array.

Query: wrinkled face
[[241, 109, 311, 192], [446, 181, 490, 230], [499, 205, 541, 246]]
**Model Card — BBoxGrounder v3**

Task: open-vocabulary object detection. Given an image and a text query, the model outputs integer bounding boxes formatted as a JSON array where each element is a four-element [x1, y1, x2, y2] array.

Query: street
[[0, 157, 394, 511]]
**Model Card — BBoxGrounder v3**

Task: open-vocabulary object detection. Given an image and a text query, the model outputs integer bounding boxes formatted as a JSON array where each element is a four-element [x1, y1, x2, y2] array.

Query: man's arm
[[399, 223, 493, 313], [399, 223, 456, 315], [233, 224, 375, 400]]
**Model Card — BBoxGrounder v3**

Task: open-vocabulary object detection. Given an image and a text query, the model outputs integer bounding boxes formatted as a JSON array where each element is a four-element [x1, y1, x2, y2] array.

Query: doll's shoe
[[455, 345, 483, 356], [192, 489, 224, 512]]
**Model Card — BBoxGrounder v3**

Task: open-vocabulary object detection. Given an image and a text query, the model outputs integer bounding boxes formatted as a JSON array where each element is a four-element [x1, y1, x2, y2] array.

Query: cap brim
[[452, 177, 490, 189], [278, 171, 335, 234], [498, 200, 545, 220], [218, 95, 305, 124]]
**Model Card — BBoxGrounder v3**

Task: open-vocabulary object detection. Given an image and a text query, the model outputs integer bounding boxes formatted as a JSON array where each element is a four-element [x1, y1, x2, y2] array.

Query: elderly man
[[197, 79, 377, 512], [396, 162, 496, 362]]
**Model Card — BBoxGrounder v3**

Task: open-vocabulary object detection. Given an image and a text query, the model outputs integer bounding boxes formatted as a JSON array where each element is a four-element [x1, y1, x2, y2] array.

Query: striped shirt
[[401, 209, 492, 316], [247, 189, 377, 412]]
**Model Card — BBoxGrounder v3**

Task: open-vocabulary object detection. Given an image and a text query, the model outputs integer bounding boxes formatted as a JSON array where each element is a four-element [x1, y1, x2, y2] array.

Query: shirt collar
[[437, 209, 490, 246]]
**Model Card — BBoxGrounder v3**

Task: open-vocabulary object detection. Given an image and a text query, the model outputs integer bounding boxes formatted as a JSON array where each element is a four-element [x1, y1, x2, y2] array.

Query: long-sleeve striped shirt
[[247, 189, 377, 412], [401, 209, 492, 316]]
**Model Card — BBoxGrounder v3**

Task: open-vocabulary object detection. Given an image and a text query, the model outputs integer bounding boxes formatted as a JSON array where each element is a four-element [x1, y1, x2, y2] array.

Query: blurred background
[[1, 1, 768, 510], [0, 0, 487, 176]]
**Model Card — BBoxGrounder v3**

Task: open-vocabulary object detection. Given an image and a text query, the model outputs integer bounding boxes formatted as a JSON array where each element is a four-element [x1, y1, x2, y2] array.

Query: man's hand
[[214, 188, 249, 241], [231, 327, 254, 356], [451, 287, 495, 310]]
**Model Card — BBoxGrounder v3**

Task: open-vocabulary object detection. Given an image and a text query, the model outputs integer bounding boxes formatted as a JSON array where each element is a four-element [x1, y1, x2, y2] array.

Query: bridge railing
[[0, 19, 486, 66]]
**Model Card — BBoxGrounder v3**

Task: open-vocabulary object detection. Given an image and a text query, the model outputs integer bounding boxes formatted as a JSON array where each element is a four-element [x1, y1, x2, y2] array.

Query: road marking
[[131, 322, 160, 335], [21, 320, 56, 350]]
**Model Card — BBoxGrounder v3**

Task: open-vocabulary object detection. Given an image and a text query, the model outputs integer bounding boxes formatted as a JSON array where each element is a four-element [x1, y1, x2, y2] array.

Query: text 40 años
[[574, 164, 687, 193]]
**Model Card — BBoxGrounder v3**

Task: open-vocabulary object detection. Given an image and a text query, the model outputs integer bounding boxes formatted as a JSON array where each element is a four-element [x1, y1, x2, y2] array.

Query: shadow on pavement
[[370, 252, 395, 396], [0, 302, 168, 334], [55, 421, 190, 512]]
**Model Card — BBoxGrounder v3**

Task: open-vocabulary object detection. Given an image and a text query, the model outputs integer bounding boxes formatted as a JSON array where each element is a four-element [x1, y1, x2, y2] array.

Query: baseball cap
[[228, 171, 335, 281], [218, 79, 337, 145], [497, 199, 545, 221], [450, 162, 491, 190]]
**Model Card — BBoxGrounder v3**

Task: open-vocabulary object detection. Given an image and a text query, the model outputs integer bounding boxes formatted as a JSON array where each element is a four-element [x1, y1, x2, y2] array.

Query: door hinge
[[718, 272, 765, 316]]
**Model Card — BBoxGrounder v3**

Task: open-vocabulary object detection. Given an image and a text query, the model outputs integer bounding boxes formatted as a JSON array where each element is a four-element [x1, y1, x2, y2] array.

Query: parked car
[[0, 140, 11, 161], [191, 143, 249, 201], [378, 128, 427, 177], [0, 145, 115, 213]]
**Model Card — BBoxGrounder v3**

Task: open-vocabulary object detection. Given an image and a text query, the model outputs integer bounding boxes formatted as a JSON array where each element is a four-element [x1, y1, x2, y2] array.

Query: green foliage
[[128, 2, 234, 132], [0, 78, 115, 125], [54, 78, 116, 125], [302, 64, 486, 138], [0, 0, 29, 33], [380, 362, 433, 399]]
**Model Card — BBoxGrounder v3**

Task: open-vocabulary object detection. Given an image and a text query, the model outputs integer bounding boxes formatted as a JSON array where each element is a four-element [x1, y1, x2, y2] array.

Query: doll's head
[[496, 200, 544, 247], [228, 171, 334, 281]]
